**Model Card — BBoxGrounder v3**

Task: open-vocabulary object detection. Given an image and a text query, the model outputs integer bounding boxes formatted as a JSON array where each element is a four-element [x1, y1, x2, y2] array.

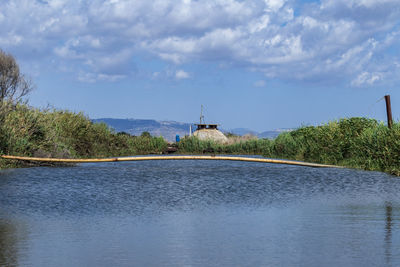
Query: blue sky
[[1, 0, 400, 132]]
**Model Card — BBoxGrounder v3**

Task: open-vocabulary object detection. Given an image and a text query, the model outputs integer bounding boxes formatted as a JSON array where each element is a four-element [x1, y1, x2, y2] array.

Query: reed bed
[[0, 102, 167, 168], [1, 102, 399, 176], [179, 118, 400, 176]]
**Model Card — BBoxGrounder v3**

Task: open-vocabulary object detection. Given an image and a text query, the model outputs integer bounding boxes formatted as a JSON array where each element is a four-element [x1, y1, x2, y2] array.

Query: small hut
[[193, 123, 228, 143], [191, 105, 228, 143]]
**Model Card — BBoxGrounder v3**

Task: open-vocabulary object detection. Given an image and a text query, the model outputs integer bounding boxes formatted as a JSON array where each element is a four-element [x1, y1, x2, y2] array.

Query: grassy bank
[[0, 102, 167, 168], [178, 135, 272, 155], [271, 117, 400, 175], [1, 103, 398, 176], [178, 117, 400, 176]]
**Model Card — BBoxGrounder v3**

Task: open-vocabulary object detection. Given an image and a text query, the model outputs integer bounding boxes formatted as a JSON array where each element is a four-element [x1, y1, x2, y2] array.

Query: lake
[[0, 158, 399, 266]]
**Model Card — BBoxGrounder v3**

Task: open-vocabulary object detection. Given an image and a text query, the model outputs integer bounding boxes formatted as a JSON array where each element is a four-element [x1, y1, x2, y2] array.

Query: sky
[[1, 0, 400, 132]]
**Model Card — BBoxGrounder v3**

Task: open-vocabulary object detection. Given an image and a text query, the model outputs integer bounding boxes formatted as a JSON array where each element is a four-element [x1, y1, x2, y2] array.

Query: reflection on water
[[0, 220, 18, 267], [385, 202, 393, 266], [0, 160, 400, 266]]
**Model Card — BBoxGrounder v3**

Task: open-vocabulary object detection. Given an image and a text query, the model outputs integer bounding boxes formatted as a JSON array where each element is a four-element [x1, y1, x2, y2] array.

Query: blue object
[[175, 135, 180, 143]]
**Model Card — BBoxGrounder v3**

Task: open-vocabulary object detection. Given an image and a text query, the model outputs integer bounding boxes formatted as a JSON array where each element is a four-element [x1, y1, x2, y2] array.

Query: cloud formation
[[1, 0, 399, 86], [175, 70, 190, 80]]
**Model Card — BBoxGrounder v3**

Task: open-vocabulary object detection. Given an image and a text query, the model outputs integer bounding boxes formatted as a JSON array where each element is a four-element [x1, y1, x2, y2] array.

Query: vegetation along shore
[[179, 117, 400, 176], [1, 104, 399, 177]]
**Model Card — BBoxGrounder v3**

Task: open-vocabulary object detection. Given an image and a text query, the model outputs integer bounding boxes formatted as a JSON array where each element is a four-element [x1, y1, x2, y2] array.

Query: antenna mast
[[200, 105, 205, 124]]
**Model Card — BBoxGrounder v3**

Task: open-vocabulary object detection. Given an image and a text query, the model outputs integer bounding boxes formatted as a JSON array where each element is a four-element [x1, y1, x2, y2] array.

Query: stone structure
[[193, 124, 228, 143]]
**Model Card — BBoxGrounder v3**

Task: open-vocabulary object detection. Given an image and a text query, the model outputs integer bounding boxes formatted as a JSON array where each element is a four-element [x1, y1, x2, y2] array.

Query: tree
[[0, 49, 34, 103]]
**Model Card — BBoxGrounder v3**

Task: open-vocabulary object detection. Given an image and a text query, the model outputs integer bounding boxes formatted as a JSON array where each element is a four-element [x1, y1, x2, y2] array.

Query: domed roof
[[193, 128, 228, 143]]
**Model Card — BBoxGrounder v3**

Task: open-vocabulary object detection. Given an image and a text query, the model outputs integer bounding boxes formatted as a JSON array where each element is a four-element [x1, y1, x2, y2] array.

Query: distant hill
[[227, 128, 259, 136], [258, 129, 293, 139], [93, 118, 192, 142], [93, 118, 293, 142]]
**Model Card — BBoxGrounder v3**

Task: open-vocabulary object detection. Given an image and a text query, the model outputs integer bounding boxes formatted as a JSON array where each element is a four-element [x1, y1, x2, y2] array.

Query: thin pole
[[385, 95, 393, 129], [200, 105, 204, 124]]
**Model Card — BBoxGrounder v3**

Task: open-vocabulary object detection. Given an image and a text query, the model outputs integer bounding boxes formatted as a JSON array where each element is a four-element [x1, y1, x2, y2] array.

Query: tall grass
[[269, 117, 400, 175], [1, 103, 399, 176], [178, 118, 400, 176], [0, 102, 167, 168], [178, 136, 273, 155]]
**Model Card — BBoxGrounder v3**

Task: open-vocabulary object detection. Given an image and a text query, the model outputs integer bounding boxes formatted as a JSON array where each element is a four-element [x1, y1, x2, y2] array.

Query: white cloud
[[150, 68, 191, 81], [175, 70, 190, 80], [351, 72, 382, 87], [0, 0, 399, 87], [0, 33, 23, 46], [78, 72, 126, 83], [264, 0, 286, 12]]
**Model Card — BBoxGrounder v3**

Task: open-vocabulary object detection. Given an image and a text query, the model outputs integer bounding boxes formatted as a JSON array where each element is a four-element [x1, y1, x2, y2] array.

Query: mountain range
[[93, 118, 292, 142]]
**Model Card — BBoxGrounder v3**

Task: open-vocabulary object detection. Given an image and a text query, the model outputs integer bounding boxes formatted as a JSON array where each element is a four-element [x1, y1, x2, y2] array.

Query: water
[[0, 159, 400, 266]]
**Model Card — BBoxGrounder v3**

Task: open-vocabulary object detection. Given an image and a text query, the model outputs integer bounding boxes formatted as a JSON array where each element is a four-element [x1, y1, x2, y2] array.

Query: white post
[[189, 125, 192, 136]]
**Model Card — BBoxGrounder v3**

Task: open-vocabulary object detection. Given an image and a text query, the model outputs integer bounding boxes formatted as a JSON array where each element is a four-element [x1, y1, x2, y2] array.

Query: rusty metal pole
[[385, 95, 393, 129]]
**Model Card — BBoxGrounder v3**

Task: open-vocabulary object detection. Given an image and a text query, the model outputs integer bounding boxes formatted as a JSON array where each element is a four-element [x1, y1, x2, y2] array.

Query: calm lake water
[[0, 158, 399, 266]]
